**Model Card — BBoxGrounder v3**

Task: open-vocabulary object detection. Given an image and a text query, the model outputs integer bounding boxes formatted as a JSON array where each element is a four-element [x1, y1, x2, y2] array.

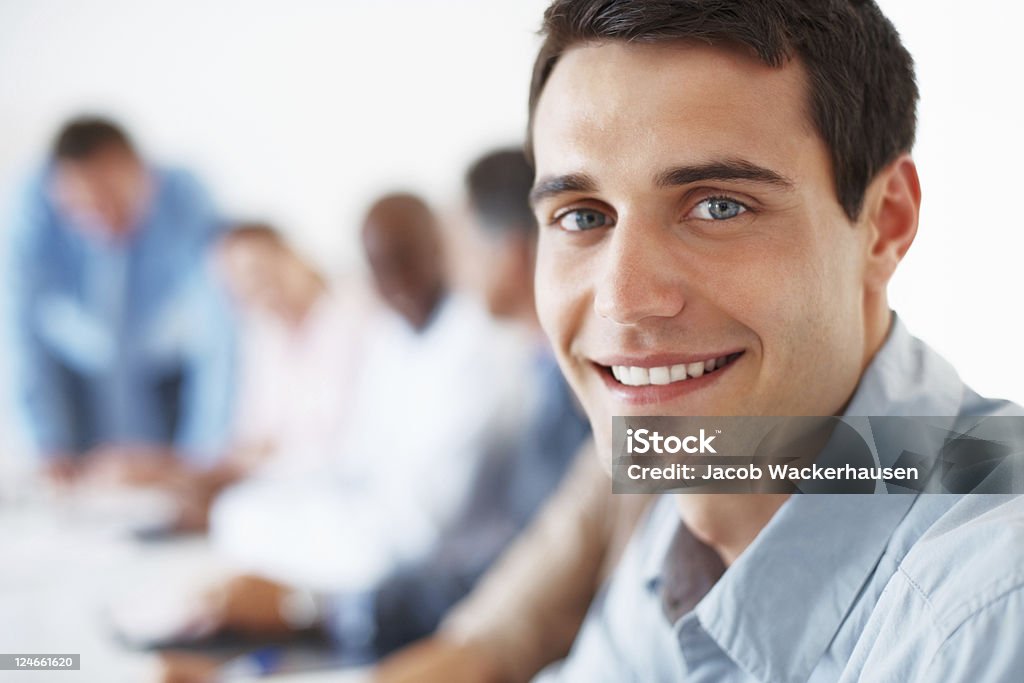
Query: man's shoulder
[[896, 495, 1024, 635], [149, 165, 210, 206], [843, 495, 1024, 681], [6, 167, 72, 253], [151, 164, 200, 189], [144, 165, 223, 243], [959, 387, 1024, 417], [9, 166, 55, 217]]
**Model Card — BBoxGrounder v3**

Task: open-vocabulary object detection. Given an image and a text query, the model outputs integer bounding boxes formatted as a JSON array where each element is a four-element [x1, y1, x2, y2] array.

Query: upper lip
[[589, 350, 744, 368]]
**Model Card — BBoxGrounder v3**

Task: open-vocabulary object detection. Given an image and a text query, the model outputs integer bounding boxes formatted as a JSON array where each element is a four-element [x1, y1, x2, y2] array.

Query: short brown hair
[[466, 148, 537, 237], [53, 116, 134, 161], [527, 0, 918, 220]]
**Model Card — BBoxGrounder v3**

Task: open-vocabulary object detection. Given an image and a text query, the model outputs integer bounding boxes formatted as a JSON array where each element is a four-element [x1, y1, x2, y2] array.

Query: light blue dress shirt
[[538, 316, 1024, 682], [6, 165, 235, 463]]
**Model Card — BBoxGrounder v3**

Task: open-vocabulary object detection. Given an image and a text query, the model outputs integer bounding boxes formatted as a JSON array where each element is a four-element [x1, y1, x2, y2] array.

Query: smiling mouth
[[602, 352, 744, 387]]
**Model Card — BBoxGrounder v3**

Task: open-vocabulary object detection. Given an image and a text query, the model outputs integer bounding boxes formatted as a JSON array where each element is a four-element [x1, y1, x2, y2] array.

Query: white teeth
[[629, 366, 650, 386], [610, 354, 737, 387], [649, 366, 671, 385], [670, 364, 689, 382]]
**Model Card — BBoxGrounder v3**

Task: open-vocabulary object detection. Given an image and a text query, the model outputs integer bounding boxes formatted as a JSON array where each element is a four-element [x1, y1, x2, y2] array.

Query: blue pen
[[217, 647, 283, 680]]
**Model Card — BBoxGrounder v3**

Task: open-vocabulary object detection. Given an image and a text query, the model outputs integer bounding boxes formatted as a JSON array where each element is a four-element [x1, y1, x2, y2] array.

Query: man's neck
[[673, 309, 894, 567], [674, 493, 790, 567]]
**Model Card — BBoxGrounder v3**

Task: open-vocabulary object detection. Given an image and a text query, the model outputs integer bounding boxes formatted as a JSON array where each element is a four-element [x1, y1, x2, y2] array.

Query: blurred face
[[531, 42, 876, 458], [51, 146, 148, 236], [476, 232, 532, 319], [219, 238, 295, 321], [362, 216, 444, 329]]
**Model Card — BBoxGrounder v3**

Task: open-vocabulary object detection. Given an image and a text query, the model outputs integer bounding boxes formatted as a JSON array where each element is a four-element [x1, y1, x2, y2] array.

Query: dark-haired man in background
[[521, 0, 1024, 681], [6, 117, 234, 483]]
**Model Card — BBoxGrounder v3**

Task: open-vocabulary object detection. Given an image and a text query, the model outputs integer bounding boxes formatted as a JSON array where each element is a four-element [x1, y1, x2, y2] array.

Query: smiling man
[[527, 1, 1024, 681]]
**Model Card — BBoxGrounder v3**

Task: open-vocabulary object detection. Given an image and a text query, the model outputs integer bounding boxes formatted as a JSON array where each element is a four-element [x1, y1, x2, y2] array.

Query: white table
[[0, 492, 369, 683]]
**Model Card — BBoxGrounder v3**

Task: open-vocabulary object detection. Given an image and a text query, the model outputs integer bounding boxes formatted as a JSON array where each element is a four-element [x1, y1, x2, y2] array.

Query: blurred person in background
[[156, 191, 531, 675], [206, 193, 527, 596], [215, 222, 370, 479], [156, 151, 596, 680], [5, 116, 235, 485], [108, 223, 373, 530], [338, 148, 591, 656]]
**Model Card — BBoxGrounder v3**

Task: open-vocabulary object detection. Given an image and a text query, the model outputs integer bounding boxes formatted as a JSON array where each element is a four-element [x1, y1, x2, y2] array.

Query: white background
[[0, 0, 1021, 453]]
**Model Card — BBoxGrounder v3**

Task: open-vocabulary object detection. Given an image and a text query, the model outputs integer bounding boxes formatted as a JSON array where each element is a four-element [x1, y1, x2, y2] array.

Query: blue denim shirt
[[538, 316, 1024, 682], [6, 165, 235, 463]]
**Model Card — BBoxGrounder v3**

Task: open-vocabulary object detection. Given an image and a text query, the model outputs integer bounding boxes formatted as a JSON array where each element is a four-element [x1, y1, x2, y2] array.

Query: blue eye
[[692, 197, 747, 220], [556, 209, 612, 231]]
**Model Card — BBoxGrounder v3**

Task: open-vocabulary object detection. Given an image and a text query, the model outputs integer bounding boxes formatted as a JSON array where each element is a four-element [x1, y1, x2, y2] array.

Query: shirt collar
[[688, 494, 916, 682], [843, 312, 964, 418], [646, 313, 970, 682]]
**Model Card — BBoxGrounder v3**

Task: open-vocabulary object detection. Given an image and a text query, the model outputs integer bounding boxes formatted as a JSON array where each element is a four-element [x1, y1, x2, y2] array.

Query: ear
[[861, 154, 921, 290]]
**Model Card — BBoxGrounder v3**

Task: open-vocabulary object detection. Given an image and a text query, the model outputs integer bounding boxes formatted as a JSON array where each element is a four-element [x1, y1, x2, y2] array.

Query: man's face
[[532, 42, 875, 459], [51, 147, 147, 237], [362, 217, 443, 329]]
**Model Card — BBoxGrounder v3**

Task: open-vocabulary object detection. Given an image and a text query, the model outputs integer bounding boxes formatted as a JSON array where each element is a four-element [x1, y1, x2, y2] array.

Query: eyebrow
[[655, 159, 794, 189], [529, 172, 598, 208], [529, 159, 794, 208]]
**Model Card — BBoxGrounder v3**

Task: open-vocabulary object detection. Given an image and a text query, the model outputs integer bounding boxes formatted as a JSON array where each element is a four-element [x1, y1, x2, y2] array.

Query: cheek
[[762, 259, 838, 354], [741, 222, 866, 393]]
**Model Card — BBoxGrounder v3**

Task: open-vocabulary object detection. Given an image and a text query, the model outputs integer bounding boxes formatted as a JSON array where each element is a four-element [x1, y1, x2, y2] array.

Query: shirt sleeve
[[173, 270, 236, 465], [4, 175, 77, 456], [166, 172, 235, 465]]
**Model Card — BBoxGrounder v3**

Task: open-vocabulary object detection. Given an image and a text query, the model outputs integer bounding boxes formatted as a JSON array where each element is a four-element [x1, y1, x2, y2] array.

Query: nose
[[593, 218, 686, 325]]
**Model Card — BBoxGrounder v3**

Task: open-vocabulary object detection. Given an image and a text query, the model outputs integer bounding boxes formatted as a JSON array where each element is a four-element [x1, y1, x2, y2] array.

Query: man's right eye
[[555, 208, 613, 232]]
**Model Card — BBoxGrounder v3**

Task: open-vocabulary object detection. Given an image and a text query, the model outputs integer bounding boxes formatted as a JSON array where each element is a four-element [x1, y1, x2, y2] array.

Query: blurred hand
[[74, 443, 235, 531], [155, 651, 222, 683], [209, 574, 294, 637], [169, 486, 215, 533], [227, 438, 277, 472], [372, 636, 502, 683], [79, 443, 180, 487], [131, 575, 295, 652], [42, 453, 80, 488]]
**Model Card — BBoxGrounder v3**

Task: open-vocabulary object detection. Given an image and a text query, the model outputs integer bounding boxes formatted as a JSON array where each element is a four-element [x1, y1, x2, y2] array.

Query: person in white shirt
[[156, 194, 531, 668]]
